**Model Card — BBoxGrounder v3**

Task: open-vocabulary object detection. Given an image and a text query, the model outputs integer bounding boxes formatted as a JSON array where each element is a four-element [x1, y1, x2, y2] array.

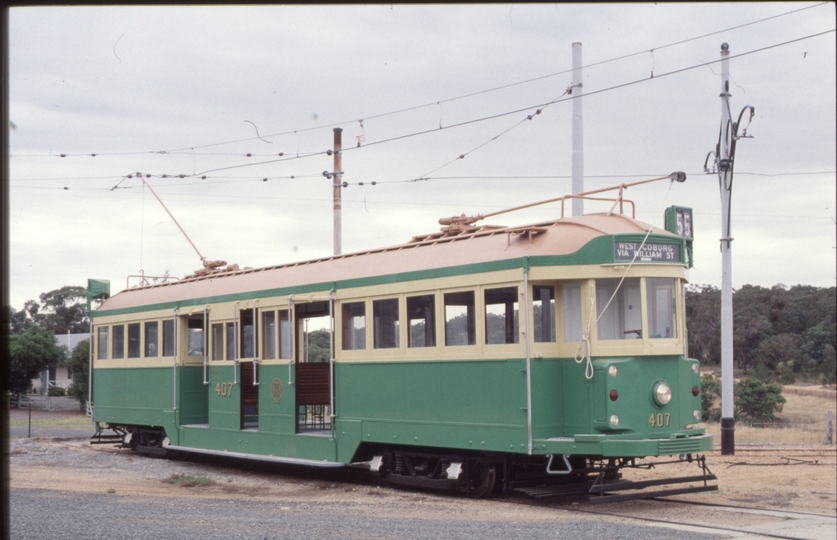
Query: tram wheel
[[468, 462, 496, 498]]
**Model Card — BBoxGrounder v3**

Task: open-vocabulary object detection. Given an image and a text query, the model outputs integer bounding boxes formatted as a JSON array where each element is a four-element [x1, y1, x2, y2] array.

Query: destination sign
[[614, 241, 682, 263]]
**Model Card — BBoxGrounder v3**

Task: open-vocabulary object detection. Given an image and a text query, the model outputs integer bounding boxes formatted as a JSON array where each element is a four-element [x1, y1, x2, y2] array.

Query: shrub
[[734, 377, 786, 423], [47, 386, 66, 397], [700, 372, 721, 422]]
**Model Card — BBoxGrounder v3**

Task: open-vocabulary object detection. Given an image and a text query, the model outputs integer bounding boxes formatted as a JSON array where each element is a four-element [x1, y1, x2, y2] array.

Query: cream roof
[[97, 213, 671, 312]]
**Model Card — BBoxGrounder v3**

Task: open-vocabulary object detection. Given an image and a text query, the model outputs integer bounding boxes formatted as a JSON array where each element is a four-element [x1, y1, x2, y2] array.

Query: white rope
[[574, 180, 676, 380]]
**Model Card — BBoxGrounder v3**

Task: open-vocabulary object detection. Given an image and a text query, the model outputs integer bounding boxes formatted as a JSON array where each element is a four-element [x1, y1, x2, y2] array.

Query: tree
[[734, 377, 786, 424], [37, 285, 90, 334], [820, 345, 836, 385], [9, 285, 90, 335], [8, 326, 67, 395], [304, 329, 331, 363], [8, 305, 33, 334], [685, 285, 721, 365], [66, 339, 90, 410], [752, 333, 803, 383]]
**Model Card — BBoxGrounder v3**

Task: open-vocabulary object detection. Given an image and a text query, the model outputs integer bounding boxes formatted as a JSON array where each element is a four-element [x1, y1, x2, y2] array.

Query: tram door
[[293, 301, 333, 433], [238, 308, 259, 430]]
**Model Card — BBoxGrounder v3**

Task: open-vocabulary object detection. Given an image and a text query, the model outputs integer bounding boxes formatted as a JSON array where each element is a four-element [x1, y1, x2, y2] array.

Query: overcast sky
[[7, 3, 836, 310]]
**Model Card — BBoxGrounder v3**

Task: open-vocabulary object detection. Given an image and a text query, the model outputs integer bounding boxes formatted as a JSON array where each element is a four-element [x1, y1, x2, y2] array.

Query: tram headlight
[[609, 415, 619, 427], [652, 381, 672, 407], [691, 363, 699, 374], [693, 410, 701, 421], [608, 365, 618, 377]]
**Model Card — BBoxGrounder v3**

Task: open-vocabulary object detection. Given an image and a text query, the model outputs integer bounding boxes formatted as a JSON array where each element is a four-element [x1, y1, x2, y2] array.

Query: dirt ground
[[7, 408, 837, 515]]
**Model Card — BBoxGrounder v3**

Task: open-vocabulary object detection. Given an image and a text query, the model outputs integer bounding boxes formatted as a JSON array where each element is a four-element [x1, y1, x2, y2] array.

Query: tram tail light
[[692, 386, 700, 397], [609, 390, 619, 402]]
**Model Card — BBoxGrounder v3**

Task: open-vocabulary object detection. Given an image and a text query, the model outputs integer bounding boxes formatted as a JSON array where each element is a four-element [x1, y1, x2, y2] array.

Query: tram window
[[279, 310, 290, 359], [186, 318, 203, 356], [342, 302, 366, 350], [211, 323, 224, 361], [262, 311, 276, 359], [127, 323, 141, 358], [373, 298, 400, 349], [646, 278, 677, 339], [407, 295, 436, 348], [112, 325, 124, 359], [562, 283, 582, 342], [97, 327, 108, 360], [485, 287, 519, 345], [240, 309, 255, 358], [444, 291, 475, 346], [596, 278, 642, 340], [162, 320, 175, 356], [533, 286, 556, 343], [144, 321, 158, 357], [226, 322, 236, 360]]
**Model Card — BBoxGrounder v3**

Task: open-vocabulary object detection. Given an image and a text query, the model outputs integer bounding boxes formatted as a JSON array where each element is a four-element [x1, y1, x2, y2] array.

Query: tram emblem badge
[[270, 378, 283, 404]]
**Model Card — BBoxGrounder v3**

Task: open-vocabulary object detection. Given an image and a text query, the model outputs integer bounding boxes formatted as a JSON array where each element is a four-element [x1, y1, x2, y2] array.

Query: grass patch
[[703, 387, 836, 444], [162, 473, 215, 488], [8, 412, 93, 428]]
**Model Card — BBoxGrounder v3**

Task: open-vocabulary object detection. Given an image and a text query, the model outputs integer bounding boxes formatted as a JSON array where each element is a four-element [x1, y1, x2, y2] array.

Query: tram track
[[506, 496, 837, 540]]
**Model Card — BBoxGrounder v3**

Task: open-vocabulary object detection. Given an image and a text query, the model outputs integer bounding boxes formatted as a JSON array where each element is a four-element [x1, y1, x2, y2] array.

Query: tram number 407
[[215, 382, 235, 397], [649, 413, 671, 427]]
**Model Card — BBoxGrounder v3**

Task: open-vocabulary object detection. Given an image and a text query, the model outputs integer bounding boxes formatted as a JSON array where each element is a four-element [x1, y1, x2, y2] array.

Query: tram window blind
[[127, 323, 141, 358], [262, 311, 276, 359], [533, 286, 555, 343], [226, 322, 236, 360], [112, 325, 124, 359], [211, 323, 224, 361], [97, 327, 108, 360], [444, 291, 475, 346], [144, 321, 158, 357], [373, 298, 399, 349], [563, 283, 582, 342], [162, 320, 175, 356], [342, 302, 366, 350], [279, 311, 290, 359], [407, 295, 435, 348]]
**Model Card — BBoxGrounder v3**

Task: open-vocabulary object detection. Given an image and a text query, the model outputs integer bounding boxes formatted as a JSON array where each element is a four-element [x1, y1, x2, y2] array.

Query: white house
[[30, 332, 90, 394]]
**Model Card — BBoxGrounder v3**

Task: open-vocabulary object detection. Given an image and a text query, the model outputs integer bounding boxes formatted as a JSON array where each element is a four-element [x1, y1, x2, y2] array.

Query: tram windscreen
[[596, 278, 642, 340], [646, 278, 677, 339]]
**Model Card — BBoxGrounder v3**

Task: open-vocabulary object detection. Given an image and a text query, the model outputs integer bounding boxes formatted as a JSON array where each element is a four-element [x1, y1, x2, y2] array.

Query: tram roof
[[96, 212, 674, 314]]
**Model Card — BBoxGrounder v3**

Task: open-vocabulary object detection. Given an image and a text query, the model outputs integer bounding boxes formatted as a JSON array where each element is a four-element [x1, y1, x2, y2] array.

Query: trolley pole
[[718, 43, 735, 455], [332, 127, 343, 256], [571, 42, 584, 216]]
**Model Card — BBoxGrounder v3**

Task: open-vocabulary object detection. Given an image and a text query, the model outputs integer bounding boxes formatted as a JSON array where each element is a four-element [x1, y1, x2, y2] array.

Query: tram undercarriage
[[365, 447, 717, 503]]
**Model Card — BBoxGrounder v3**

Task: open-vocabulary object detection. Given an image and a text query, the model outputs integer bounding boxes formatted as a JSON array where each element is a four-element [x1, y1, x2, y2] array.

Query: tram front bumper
[[538, 432, 713, 457]]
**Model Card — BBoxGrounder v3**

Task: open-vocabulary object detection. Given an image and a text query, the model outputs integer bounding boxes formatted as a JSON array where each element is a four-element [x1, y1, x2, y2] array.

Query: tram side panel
[[337, 358, 531, 460]]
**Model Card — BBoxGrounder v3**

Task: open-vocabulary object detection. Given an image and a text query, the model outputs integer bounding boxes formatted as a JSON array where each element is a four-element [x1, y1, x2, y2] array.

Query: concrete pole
[[571, 42, 584, 217], [718, 43, 735, 455], [333, 128, 343, 256]]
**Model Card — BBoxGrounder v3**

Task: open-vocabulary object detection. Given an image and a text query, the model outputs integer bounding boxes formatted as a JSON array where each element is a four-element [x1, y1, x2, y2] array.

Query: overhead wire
[[10, 2, 830, 161]]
